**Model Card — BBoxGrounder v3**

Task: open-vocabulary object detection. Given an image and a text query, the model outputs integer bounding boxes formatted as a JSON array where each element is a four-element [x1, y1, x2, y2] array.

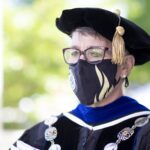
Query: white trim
[[16, 140, 40, 150], [63, 111, 150, 131], [10, 145, 19, 150], [64, 113, 93, 130]]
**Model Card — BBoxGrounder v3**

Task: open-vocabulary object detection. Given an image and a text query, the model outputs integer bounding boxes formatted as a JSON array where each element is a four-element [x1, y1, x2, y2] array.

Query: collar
[[64, 96, 150, 128]]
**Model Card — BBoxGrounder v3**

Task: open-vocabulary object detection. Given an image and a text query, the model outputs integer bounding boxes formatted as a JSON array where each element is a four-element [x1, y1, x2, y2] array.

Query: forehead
[[71, 31, 112, 48]]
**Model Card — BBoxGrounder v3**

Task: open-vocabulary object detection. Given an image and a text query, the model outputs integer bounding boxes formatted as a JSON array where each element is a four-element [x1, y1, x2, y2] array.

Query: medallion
[[135, 117, 149, 127], [45, 127, 57, 141], [117, 127, 134, 141], [44, 116, 58, 126], [104, 143, 118, 150], [49, 144, 61, 150]]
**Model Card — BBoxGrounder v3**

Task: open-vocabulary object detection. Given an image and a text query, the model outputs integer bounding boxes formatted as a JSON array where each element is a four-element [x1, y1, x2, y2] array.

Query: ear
[[120, 55, 135, 77]]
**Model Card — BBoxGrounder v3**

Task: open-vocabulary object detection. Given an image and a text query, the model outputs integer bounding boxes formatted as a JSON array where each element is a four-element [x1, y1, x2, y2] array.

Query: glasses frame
[[63, 46, 110, 65]]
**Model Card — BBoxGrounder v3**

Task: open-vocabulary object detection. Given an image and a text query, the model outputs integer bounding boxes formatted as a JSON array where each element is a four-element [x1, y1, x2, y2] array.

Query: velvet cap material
[[56, 8, 150, 65]]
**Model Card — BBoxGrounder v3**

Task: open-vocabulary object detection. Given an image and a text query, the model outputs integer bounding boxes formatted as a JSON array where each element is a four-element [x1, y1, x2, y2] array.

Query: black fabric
[[134, 121, 150, 150], [54, 115, 80, 150], [12, 114, 150, 150], [17, 121, 48, 149], [56, 8, 150, 65], [76, 117, 137, 150], [69, 59, 117, 105]]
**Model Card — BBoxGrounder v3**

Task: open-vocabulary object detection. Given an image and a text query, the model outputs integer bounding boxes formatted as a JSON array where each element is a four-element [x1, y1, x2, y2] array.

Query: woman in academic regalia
[[10, 8, 150, 150]]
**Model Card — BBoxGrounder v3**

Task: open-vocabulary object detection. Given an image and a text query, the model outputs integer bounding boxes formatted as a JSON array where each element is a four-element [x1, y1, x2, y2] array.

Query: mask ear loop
[[115, 77, 121, 85], [114, 75, 129, 88]]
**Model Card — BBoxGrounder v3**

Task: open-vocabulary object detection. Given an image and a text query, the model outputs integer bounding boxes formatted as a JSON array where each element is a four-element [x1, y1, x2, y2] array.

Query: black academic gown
[[10, 96, 150, 150]]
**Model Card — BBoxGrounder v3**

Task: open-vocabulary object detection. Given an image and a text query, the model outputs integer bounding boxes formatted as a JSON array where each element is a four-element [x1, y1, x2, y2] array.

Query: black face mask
[[69, 59, 118, 105]]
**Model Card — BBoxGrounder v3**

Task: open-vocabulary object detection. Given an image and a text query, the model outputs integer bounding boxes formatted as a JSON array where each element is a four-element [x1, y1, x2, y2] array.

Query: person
[[10, 7, 150, 150]]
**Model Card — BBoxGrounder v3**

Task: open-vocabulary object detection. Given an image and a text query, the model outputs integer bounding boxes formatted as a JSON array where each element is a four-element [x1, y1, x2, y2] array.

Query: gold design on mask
[[95, 66, 111, 101], [105, 86, 114, 98], [94, 95, 97, 103]]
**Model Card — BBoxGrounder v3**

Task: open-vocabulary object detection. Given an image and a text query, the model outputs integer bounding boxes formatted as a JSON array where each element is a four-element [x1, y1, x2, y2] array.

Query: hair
[[71, 27, 102, 39], [71, 26, 129, 58]]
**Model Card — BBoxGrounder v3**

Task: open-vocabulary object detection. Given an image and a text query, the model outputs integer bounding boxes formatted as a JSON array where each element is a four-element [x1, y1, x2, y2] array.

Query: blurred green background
[[1, 0, 150, 139]]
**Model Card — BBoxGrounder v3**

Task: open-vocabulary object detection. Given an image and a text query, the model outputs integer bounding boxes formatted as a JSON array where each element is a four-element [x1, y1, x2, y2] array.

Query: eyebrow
[[70, 45, 106, 50], [70, 45, 80, 49]]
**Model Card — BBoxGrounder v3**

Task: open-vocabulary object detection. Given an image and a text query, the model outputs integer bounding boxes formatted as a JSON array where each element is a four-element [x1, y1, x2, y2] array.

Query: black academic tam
[[56, 8, 150, 65]]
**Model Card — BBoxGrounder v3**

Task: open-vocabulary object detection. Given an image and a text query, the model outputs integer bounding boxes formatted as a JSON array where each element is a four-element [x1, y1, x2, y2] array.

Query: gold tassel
[[114, 9, 121, 16], [111, 10, 126, 65]]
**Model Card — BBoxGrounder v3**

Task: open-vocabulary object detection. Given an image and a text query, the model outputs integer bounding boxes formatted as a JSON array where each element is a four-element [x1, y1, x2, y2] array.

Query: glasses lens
[[64, 49, 80, 64], [85, 48, 104, 63]]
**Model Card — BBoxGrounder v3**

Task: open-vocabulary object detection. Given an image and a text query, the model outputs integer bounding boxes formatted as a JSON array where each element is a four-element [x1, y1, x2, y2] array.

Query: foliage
[[4, 0, 67, 106], [4, 0, 69, 128], [128, 0, 150, 83]]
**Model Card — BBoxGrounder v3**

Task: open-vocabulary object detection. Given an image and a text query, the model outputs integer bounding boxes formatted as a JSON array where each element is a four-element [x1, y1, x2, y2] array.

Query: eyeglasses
[[63, 46, 110, 65]]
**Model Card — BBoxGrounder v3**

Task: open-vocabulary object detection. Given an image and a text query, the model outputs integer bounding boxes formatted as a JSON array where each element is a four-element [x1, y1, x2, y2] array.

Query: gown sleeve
[[9, 121, 47, 150], [134, 122, 150, 150]]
